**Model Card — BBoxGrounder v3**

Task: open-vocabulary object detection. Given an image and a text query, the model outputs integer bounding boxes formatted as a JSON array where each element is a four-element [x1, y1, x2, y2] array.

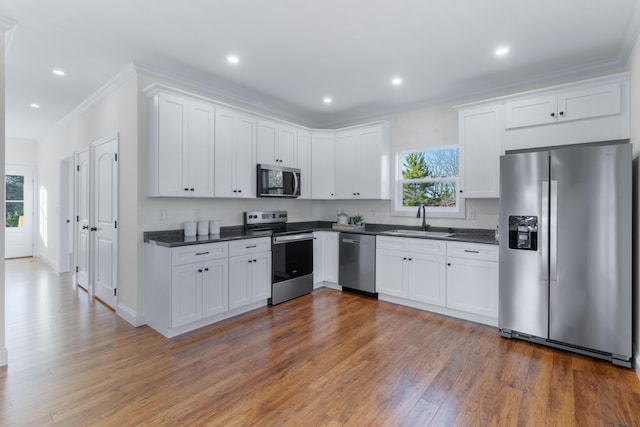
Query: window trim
[[390, 145, 465, 218]]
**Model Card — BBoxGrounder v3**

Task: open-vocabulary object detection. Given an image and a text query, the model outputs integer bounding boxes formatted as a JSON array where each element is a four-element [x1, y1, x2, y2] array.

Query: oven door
[[272, 233, 313, 283]]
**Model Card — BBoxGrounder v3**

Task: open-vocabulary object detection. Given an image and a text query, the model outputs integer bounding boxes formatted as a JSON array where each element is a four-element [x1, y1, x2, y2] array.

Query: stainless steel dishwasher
[[339, 233, 377, 295]]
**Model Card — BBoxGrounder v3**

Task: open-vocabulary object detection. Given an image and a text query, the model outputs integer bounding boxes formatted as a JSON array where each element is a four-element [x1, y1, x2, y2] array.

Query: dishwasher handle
[[341, 238, 360, 244]]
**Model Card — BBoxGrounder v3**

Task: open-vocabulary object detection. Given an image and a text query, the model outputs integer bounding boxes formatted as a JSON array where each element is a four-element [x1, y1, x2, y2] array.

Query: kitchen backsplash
[[141, 197, 499, 232]]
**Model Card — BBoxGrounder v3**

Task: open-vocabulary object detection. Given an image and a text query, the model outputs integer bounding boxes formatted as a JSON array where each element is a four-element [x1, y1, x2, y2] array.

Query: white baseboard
[[117, 303, 146, 327], [0, 347, 8, 367], [35, 253, 59, 273]]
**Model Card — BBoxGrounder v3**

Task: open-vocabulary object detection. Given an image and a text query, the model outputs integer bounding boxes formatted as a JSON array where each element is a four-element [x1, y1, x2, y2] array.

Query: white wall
[[6, 137, 37, 166], [37, 72, 139, 322], [0, 28, 8, 367], [626, 31, 640, 378]]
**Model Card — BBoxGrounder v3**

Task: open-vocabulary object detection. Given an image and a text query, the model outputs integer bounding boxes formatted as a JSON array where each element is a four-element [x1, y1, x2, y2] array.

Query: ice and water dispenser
[[508, 216, 538, 251]]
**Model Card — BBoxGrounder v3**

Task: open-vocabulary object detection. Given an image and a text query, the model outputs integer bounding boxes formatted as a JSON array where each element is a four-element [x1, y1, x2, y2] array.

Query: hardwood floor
[[1, 257, 639, 426]]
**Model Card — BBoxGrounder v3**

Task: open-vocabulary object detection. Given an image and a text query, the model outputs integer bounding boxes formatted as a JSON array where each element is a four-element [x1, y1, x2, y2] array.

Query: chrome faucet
[[416, 204, 430, 231]]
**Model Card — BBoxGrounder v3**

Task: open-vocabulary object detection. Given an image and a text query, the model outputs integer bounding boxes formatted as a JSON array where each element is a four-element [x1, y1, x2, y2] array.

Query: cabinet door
[[557, 82, 621, 122], [171, 263, 202, 328], [202, 258, 228, 318], [504, 95, 557, 129], [406, 253, 446, 306], [446, 257, 498, 318], [249, 251, 271, 302], [229, 254, 252, 310], [322, 232, 339, 284], [187, 101, 215, 197], [311, 133, 336, 199], [234, 114, 257, 197], [459, 104, 501, 198], [214, 108, 236, 198], [356, 127, 382, 199], [297, 131, 311, 199], [278, 125, 298, 167], [157, 93, 188, 197], [257, 120, 278, 165], [375, 249, 405, 297], [335, 132, 357, 199], [313, 233, 324, 284]]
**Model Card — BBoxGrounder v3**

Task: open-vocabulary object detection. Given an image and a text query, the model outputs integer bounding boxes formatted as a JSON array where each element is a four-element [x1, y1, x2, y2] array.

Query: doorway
[[5, 165, 34, 259], [59, 157, 74, 272]]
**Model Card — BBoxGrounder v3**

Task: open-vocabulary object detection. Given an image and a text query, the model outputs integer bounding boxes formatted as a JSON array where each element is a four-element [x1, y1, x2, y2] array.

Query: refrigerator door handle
[[541, 181, 549, 279], [550, 180, 558, 282]]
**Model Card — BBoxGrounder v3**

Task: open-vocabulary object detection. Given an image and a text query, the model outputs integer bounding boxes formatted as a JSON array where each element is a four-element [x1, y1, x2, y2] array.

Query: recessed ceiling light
[[227, 55, 240, 64], [52, 69, 65, 76], [323, 97, 332, 104], [391, 77, 403, 86], [495, 46, 510, 56], [30, 103, 40, 109]]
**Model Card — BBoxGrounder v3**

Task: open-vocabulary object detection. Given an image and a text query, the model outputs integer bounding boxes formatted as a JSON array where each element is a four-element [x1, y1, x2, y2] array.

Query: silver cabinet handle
[[464, 249, 479, 254], [196, 251, 210, 256], [246, 245, 257, 249]]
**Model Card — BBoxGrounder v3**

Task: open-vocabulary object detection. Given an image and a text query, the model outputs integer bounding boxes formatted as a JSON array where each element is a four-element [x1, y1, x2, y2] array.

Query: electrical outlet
[[159, 209, 167, 221]]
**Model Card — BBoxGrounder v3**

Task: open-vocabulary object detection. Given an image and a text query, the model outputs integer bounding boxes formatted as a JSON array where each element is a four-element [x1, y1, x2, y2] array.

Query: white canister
[[209, 220, 220, 235], [197, 220, 209, 236], [184, 221, 197, 237]]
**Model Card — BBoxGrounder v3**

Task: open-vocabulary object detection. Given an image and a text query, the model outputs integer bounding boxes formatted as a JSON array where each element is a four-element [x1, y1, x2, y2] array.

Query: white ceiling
[[2, 0, 640, 140]]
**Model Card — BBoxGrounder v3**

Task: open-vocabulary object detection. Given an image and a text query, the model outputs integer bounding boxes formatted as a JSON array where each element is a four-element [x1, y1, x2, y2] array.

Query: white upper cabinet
[[311, 132, 336, 199], [504, 82, 622, 129], [456, 103, 501, 199], [296, 130, 312, 199], [214, 107, 257, 198], [257, 120, 298, 168], [334, 123, 391, 200], [147, 91, 215, 197]]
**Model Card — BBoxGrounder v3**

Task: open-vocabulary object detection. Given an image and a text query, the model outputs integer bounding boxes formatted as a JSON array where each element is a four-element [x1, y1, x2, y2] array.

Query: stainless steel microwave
[[257, 164, 301, 198]]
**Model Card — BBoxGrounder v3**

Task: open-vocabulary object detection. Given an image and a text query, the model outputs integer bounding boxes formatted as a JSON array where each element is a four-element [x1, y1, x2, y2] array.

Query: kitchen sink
[[380, 229, 454, 238]]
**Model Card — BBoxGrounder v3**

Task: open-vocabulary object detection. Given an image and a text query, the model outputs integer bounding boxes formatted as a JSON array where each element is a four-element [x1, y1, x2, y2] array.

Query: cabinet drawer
[[446, 242, 498, 262], [172, 242, 228, 266], [409, 239, 446, 255], [229, 237, 271, 257], [376, 236, 409, 251]]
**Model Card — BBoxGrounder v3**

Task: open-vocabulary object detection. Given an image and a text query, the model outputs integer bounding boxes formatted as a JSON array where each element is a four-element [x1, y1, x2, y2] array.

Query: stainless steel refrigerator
[[498, 141, 632, 367]]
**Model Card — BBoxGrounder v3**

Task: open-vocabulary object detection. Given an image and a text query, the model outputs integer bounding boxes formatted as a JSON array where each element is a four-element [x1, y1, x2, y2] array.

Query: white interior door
[[5, 165, 34, 259], [92, 137, 118, 309], [59, 157, 74, 272], [75, 147, 91, 290]]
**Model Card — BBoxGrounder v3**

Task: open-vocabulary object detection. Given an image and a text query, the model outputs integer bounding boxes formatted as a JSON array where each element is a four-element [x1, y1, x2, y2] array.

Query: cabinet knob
[[184, 188, 189, 191], [550, 112, 556, 117], [238, 189, 242, 193], [233, 190, 237, 193], [190, 188, 195, 191], [248, 260, 253, 263], [447, 263, 451, 266], [198, 269, 203, 273], [82, 225, 89, 230], [403, 257, 407, 260], [204, 268, 209, 272], [408, 258, 412, 261], [559, 111, 565, 116]]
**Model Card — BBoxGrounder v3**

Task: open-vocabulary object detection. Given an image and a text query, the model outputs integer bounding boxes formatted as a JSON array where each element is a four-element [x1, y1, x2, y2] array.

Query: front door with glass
[[5, 165, 34, 259]]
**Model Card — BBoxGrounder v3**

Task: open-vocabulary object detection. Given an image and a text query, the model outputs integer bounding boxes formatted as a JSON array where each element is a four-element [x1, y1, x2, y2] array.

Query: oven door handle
[[273, 233, 314, 244]]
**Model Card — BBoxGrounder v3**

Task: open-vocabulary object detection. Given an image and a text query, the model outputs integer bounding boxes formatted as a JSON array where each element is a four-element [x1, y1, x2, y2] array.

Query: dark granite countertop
[[144, 221, 498, 248]]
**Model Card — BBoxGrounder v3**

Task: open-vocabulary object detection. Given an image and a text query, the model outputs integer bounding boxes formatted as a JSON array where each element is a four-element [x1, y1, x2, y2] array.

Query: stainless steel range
[[244, 211, 314, 305]]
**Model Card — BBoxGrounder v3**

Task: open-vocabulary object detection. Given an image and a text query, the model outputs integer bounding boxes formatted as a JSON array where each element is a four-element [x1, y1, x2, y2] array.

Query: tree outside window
[[401, 148, 459, 208], [6, 175, 25, 228]]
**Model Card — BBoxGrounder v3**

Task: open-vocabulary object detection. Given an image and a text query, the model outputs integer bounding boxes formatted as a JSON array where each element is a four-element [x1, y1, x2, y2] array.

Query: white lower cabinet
[[228, 238, 271, 310], [171, 257, 228, 328], [376, 236, 446, 307], [313, 231, 339, 288], [146, 237, 271, 338], [376, 236, 498, 326], [446, 242, 498, 320]]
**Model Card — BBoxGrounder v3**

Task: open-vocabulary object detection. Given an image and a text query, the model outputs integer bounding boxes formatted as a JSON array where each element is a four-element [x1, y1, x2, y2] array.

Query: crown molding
[[133, 62, 318, 128], [0, 17, 17, 58], [44, 63, 137, 139]]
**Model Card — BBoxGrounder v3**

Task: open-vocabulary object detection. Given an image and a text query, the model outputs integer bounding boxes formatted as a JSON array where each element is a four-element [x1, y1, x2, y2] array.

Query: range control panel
[[244, 210, 288, 225]]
